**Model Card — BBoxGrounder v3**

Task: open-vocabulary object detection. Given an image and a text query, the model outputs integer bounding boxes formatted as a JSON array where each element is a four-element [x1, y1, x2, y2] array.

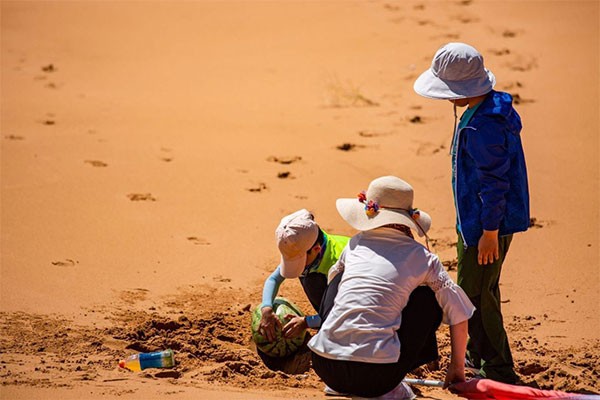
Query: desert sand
[[1, 1, 598, 399]]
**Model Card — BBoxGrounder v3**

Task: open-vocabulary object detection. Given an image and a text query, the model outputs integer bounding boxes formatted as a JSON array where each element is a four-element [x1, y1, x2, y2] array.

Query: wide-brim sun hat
[[413, 42, 496, 100], [336, 176, 431, 237]]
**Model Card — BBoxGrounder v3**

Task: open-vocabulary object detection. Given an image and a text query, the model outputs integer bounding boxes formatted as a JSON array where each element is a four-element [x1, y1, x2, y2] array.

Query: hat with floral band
[[336, 176, 431, 236]]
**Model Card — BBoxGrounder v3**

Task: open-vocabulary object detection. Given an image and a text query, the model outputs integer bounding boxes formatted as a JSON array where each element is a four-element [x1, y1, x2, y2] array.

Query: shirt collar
[[301, 233, 328, 276]]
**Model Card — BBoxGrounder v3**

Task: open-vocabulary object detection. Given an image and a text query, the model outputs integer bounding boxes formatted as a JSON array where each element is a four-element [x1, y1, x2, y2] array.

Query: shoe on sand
[[352, 382, 416, 400], [324, 385, 349, 396]]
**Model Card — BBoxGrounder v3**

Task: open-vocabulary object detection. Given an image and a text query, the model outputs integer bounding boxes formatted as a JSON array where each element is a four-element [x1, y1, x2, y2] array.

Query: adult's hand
[[259, 306, 281, 342], [444, 360, 466, 389], [478, 229, 499, 265], [282, 315, 307, 339]]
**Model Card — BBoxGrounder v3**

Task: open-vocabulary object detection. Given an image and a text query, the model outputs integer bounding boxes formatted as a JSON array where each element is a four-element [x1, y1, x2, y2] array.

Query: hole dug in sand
[[1, 285, 598, 394]]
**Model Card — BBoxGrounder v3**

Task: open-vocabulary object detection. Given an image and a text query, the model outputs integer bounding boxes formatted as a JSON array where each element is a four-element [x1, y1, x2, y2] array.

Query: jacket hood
[[482, 91, 522, 134]]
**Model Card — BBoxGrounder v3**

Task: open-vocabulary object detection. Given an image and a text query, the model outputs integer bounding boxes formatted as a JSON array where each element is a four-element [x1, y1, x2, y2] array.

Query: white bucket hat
[[413, 42, 495, 100], [336, 176, 431, 236], [275, 209, 319, 279]]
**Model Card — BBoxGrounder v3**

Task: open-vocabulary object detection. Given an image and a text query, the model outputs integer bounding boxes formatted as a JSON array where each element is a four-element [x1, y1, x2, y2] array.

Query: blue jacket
[[454, 91, 530, 247]]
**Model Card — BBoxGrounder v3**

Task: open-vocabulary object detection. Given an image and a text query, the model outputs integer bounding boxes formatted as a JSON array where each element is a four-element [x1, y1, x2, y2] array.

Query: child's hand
[[259, 307, 282, 342], [282, 315, 307, 339], [478, 229, 499, 265]]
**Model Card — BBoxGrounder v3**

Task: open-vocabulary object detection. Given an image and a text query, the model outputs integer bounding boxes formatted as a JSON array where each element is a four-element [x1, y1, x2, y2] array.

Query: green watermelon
[[251, 297, 307, 358]]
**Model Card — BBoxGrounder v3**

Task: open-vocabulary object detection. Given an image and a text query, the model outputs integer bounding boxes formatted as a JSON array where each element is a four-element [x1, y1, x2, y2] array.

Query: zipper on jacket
[[453, 126, 468, 249]]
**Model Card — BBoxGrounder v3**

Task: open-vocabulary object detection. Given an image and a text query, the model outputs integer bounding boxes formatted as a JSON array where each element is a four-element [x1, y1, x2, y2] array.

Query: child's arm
[[466, 118, 510, 264], [261, 266, 285, 308], [259, 267, 286, 341]]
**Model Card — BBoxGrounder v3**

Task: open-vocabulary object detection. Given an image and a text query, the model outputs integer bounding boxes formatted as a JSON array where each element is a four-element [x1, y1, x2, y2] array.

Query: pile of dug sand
[[1, 1, 598, 399]]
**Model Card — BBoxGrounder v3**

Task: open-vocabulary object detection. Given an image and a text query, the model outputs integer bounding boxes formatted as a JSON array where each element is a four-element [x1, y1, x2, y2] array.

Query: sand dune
[[1, 1, 598, 399]]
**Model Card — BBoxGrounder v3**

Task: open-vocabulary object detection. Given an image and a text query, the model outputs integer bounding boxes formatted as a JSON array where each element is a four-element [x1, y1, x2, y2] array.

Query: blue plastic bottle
[[119, 349, 175, 371]]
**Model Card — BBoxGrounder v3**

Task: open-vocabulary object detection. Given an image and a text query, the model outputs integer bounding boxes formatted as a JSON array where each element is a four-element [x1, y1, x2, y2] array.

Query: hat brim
[[413, 68, 496, 100], [336, 198, 431, 237], [280, 253, 307, 279]]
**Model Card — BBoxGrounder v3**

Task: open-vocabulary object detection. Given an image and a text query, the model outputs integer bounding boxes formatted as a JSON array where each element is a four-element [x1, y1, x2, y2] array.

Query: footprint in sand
[[451, 15, 480, 24], [506, 55, 538, 72], [266, 155, 302, 165], [337, 142, 369, 152], [127, 193, 156, 201], [247, 183, 268, 193], [84, 160, 108, 167], [409, 115, 423, 124], [489, 48, 511, 56], [390, 17, 406, 24], [5, 135, 25, 141], [511, 93, 535, 105], [432, 32, 461, 40], [51, 259, 78, 267], [442, 258, 458, 271], [518, 362, 548, 377], [337, 143, 357, 151], [383, 3, 401, 11], [500, 81, 524, 90], [416, 141, 445, 156], [529, 217, 550, 229], [429, 238, 458, 251], [41, 64, 56, 73], [187, 236, 211, 246], [159, 147, 173, 162], [358, 130, 393, 138], [38, 113, 56, 125]]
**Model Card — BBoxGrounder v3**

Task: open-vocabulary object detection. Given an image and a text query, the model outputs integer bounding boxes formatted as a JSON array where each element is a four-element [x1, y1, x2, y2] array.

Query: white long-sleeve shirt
[[308, 227, 475, 364]]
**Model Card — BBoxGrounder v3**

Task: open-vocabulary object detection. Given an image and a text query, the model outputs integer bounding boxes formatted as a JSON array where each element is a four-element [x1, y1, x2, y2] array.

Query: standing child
[[413, 42, 530, 383]]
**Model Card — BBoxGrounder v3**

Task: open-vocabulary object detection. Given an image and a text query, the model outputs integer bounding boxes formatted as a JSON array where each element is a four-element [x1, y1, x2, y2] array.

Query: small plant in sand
[[323, 75, 379, 108]]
